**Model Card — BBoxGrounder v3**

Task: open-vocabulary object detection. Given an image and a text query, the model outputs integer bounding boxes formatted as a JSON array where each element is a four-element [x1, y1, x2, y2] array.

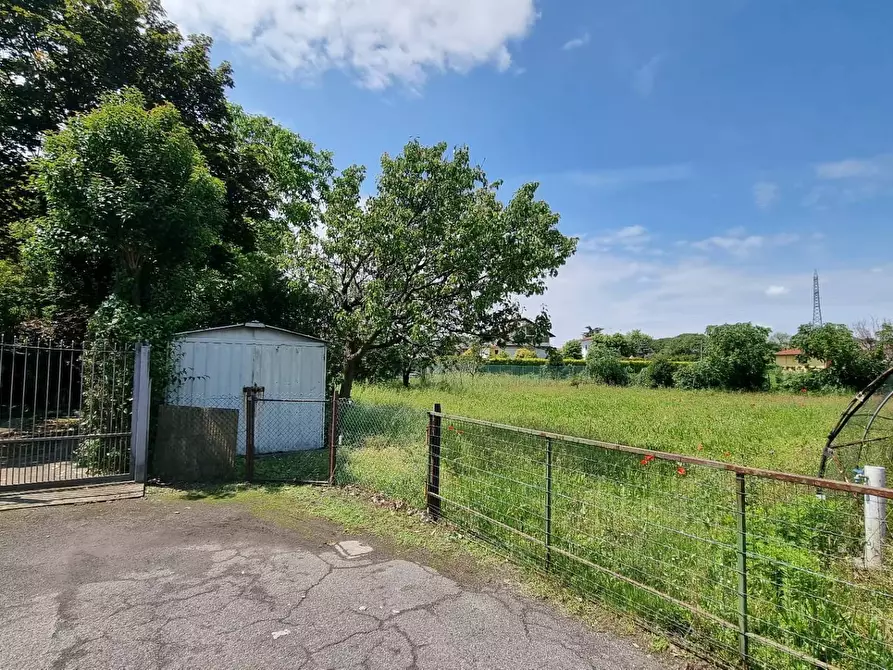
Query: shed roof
[[175, 321, 326, 343], [776, 348, 803, 356]]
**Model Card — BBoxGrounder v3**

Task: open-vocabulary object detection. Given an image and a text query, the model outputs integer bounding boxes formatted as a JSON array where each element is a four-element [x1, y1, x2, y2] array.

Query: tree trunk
[[339, 358, 358, 399], [402, 368, 411, 387]]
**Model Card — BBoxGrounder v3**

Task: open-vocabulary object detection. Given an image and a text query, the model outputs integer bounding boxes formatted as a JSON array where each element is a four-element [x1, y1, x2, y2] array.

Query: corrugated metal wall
[[168, 327, 327, 453]]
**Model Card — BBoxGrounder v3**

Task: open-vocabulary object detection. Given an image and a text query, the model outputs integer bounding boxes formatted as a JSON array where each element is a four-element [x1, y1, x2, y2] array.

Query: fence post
[[328, 389, 339, 485], [545, 436, 553, 570], [735, 473, 750, 667], [130, 343, 151, 483], [427, 403, 442, 520], [243, 386, 257, 482], [863, 465, 887, 569]]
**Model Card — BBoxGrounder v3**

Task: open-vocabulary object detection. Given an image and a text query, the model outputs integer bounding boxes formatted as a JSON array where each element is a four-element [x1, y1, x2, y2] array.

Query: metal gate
[[0, 337, 150, 492]]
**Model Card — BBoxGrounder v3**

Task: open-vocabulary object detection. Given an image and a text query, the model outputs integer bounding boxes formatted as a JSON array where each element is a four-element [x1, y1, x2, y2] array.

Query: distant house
[[580, 337, 593, 358], [775, 348, 829, 370], [489, 319, 555, 359]]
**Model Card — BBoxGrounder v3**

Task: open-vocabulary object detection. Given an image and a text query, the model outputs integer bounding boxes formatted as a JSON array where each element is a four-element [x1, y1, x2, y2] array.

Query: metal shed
[[168, 322, 327, 454]]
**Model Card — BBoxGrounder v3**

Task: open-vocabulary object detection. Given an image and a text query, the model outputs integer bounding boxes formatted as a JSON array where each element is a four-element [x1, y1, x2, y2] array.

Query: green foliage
[[586, 345, 629, 386], [791, 323, 886, 390], [490, 348, 510, 360], [514, 347, 537, 359], [27, 89, 225, 320], [701, 323, 774, 391], [293, 140, 576, 397], [0, 0, 232, 249], [547, 347, 564, 366], [647, 356, 676, 388], [774, 369, 846, 394], [653, 333, 706, 361], [625, 329, 655, 358], [561, 339, 583, 359], [672, 362, 716, 390]]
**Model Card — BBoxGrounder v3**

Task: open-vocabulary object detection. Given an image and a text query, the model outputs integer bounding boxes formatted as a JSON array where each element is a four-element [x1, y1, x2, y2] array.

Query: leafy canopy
[[295, 140, 576, 396], [26, 89, 225, 321]]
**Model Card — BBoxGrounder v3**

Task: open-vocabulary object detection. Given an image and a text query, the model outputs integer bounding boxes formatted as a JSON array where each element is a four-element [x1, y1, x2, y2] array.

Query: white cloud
[[566, 163, 692, 190], [632, 54, 665, 98], [807, 154, 893, 206], [161, 0, 538, 89], [765, 285, 789, 297], [562, 32, 590, 51], [526, 250, 893, 342], [753, 181, 779, 210], [691, 231, 799, 258], [815, 155, 892, 180], [582, 225, 652, 253]]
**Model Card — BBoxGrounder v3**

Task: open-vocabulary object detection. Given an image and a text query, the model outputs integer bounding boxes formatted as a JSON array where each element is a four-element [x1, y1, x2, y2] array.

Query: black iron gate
[[0, 337, 150, 492]]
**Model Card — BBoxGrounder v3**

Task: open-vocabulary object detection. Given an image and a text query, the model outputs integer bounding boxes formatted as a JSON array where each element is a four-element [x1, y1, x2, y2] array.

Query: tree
[[791, 323, 886, 389], [586, 345, 629, 386], [561, 339, 583, 359], [625, 329, 655, 358], [653, 333, 706, 360], [768, 331, 792, 350], [294, 140, 577, 397], [515, 347, 537, 359], [0, 0, 233, 250], [582, 325, 603, 338], [24, 89, 225, 331], [700, 323, 773, 391]]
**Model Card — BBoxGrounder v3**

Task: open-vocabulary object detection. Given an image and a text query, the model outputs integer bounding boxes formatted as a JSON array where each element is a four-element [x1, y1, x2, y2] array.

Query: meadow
[[351, 373, 847, 477], [332, 375, 891, 670]]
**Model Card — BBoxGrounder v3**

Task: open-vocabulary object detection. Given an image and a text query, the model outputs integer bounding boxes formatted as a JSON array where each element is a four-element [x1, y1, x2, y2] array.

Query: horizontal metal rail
[[0, 432, 130, 445], [430, 491, 845, 670], [431, 411, 893, 499], [254, 398, 327, 404]]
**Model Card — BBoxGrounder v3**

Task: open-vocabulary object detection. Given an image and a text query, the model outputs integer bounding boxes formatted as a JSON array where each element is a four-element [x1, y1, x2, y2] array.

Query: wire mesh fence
[[427, 411, 893, 670], [0, 336, 134, 489]]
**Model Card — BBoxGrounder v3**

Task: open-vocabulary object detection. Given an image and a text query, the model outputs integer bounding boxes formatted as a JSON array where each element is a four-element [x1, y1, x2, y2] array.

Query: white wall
[[169, 326, 327, 453]]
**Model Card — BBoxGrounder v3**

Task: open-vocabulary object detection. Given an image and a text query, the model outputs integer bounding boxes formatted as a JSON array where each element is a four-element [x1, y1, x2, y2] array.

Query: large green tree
[[294, 140, 577, 397], [701, 322, 774, 391], [791, 323, 886, 389], [24, 89, 225, 335], [0, 0, 233, 251]]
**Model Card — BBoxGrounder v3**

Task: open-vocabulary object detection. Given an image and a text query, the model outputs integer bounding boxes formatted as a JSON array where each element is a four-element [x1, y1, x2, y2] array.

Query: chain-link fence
[[426, 411, 893, 670]]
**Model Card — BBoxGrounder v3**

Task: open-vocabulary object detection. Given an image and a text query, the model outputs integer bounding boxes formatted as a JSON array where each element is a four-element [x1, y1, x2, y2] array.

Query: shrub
[[648, 356, 676, 388], [775, 369, 846, 394], [561, 339, 583, 359], [514, 347, 537, 359], [702, 323, 774, 391], [673, 361, 716, 390], [547, 348, 564, 366], [586, 346, 629, 386], [630, 368, 652, 387]]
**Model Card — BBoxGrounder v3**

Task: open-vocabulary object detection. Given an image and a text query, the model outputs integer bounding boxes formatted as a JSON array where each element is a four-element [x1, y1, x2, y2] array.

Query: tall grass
[[352, 374, 845, 475], [334, 378, 890, 670]]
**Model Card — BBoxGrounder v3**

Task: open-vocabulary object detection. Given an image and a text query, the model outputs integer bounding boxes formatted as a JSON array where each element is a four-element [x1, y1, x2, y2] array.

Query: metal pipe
[[736, 473, 749, 666]]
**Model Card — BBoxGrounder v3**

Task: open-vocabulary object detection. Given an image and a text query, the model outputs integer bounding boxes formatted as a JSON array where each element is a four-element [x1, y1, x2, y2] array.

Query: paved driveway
[[0, 497, 679, 670]]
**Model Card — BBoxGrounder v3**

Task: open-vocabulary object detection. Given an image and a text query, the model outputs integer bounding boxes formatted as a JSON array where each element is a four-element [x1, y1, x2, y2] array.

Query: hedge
[[478, 359, 692, 378]]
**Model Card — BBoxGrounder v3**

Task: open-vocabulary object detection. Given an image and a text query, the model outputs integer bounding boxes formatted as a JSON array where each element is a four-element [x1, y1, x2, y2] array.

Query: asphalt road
[[0, 496, 680, 670]]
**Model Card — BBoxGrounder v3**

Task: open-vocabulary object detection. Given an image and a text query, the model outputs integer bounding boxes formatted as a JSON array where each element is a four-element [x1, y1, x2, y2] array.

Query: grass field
[[352, 374, 847, 475], [331, 375, 891, 670]]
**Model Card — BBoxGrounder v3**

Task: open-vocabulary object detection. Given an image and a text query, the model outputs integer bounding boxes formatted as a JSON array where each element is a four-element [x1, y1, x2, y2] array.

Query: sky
[[161, 0, 893, 343]]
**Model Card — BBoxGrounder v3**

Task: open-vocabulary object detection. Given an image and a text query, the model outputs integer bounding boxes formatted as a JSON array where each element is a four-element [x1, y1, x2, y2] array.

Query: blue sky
[[163, 0, 893, 342]]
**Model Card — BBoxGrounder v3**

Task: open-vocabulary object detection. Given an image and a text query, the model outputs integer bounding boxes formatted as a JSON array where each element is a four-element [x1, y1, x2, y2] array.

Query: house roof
[[776, 348, 802, 356], [175, 321, 326, 343]]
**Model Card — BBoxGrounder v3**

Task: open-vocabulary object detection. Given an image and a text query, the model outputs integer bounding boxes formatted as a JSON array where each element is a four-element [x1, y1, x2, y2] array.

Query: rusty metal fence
[[426, 409, 893, 670]]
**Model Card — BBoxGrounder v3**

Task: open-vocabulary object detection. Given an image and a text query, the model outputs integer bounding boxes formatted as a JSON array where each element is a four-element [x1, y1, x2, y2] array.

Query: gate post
[[243, 386, 258, 482], [130, 344, 151, 483]]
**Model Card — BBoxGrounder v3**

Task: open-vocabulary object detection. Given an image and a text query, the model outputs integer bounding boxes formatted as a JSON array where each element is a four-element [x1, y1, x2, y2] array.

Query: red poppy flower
[[676, 467, 687, 476], [448, 425, 455, 431], [800, 388, 808, 394], [640, 454, 655, 466]]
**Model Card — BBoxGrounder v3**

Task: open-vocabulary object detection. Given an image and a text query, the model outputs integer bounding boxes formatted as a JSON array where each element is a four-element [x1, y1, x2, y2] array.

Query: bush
[[673, 361, 716, 390], [702, 323, 774, 391], [561, 339, 583, 359], [648, 357, 676, 388], [514, 347, 537, 359], [775, 369, 847, 394], [586, 346, 629, 386], [630, 368, 652, 387]]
